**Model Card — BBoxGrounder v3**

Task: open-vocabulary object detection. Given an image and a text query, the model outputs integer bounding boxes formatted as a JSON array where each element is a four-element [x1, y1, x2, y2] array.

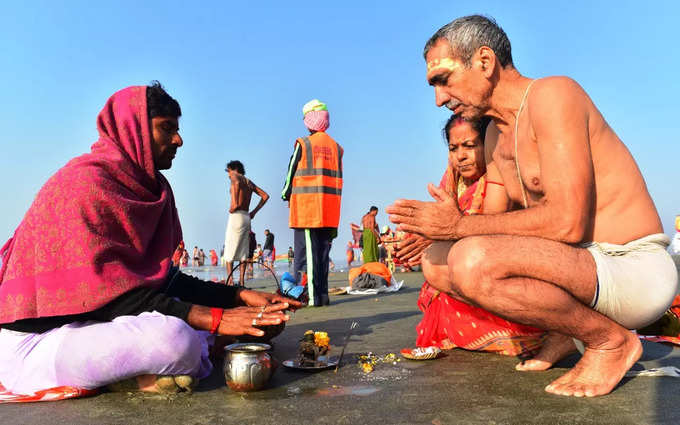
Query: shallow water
[[181, 260, 350, 285], [284, 384, 381, 398]]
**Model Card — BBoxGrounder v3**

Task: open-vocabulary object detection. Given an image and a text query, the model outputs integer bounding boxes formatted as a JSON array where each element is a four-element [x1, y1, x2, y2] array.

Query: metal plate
[[400, 346, 441, 360], [282, 356, 339, 370]]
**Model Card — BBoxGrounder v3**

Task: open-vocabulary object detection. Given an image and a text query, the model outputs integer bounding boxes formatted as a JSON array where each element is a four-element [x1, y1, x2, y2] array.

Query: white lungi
[[223, 211, 251, 262], [583, 233, 678, 329]]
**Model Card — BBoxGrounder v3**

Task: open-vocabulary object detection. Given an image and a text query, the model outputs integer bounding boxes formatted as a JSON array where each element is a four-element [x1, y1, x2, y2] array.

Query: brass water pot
[[223, 343, 274, 391]]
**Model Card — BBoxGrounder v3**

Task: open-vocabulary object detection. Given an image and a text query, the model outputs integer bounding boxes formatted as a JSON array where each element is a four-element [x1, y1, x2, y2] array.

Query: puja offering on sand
[[282, 330, 338, 370], [298, 330, 330, 366], [357, 352, 400, 373]]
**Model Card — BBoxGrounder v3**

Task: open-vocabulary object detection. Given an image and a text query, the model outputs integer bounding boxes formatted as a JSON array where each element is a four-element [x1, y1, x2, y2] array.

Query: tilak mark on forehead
[[426, 57, 460, 74]]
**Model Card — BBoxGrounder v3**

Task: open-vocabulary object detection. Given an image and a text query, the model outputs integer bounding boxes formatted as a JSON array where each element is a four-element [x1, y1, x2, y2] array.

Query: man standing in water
[[224, 160, 269, 286], [388, 15, 678, 397], [288, 246, 294, 267], [262, 229, 275, 268], [192, 246, 199, 267]]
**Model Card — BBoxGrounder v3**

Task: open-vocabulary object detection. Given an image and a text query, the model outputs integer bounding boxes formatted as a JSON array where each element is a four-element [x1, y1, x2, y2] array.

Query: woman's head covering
[[302, 99, 329, 132], [0, 86, 182, 323]]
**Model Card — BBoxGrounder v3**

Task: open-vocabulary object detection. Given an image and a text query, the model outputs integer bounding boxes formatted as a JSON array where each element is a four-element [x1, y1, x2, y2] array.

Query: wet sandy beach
[[2, 270, 680, 425]]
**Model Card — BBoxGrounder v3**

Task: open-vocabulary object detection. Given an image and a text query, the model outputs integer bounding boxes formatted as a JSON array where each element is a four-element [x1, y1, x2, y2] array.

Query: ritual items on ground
[[223, 343, 274, 392], [636, 293, 680, 347], [357, 352, 400, 373], [348, 262, 392, 290], [345, 262, 405, 295], [298, 330, 331, 366], [328, 286, 348, 295], [400, 346, 441, 360]]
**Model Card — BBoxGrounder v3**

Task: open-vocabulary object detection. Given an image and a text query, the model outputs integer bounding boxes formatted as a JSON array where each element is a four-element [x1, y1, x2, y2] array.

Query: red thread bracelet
[[210, 307, 223, 334]]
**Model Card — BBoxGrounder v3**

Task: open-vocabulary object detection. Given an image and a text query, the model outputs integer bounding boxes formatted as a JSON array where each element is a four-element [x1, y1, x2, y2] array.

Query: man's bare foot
[[108, 374, 196, 393], [107, 374, 165, 393], [545, 331, 642, 397], [516, 332, 576, 371], [137, 374, 162, 391]]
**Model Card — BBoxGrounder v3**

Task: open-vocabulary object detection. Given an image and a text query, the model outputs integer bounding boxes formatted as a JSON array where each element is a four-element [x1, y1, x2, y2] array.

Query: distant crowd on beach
[[172, 230, 295, 283], [172, 215, 415, 277]]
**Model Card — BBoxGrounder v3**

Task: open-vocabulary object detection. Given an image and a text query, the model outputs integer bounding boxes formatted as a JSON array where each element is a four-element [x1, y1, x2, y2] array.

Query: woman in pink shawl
[[0, 83, 301, 398]]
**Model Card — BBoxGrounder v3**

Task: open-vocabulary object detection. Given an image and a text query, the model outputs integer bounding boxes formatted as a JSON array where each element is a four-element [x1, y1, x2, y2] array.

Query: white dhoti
[[583, 233, 678, 329], [224, 211, 251, 262]]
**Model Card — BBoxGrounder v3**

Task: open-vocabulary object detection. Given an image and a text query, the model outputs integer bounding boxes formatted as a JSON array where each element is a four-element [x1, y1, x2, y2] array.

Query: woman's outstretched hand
[[217, 304, 290, 336], [188, 304, 291, 337], [238, 288, 304, 311]]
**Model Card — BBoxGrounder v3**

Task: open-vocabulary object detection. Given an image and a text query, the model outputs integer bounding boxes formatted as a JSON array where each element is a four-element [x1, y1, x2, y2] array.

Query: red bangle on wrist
[[210, 307, 224, 334]]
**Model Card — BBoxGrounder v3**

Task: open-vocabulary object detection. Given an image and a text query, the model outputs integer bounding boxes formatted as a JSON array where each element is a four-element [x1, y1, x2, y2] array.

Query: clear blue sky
[[1, 1, 678, 261]]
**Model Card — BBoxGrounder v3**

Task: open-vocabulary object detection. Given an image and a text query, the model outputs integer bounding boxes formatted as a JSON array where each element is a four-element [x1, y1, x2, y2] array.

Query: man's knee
[[448, 236, 496, 299], [55, 315, 203, 386], [422, 255, 434, 279], [422, 257, 441, 290], [422, 242, 454, 290], [161, 316, 201, 350], [422, 258, 447, 293], [148, 315, 202, 369]]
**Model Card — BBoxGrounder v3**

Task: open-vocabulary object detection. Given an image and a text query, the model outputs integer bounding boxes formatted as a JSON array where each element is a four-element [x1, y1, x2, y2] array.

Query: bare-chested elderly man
[[387, 15, 678, 397]]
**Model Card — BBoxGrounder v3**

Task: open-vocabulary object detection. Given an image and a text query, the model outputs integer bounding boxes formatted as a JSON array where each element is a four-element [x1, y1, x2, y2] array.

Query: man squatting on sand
[[0, 83, 301, 394], [388, 15, 679, 397]]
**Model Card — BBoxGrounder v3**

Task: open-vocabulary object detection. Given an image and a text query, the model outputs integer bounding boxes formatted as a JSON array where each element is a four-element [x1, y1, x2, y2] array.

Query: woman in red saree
[[414, 116, 544, 357], [346, 241, 355, 267], [180, 248, 189, 267], [172, 241, 185, 266], [209, 249, 219, 266]]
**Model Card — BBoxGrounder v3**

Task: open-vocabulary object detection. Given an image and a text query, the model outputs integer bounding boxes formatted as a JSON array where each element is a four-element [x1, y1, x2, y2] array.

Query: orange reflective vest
[[289, 132, 343, 228]]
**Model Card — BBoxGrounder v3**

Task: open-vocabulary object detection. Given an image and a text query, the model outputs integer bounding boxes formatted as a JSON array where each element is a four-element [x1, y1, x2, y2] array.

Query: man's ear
[[476, 46, 496, 78]]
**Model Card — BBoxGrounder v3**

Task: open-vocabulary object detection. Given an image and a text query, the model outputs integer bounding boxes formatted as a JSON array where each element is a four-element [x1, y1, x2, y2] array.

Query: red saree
[[415, 168, 544, 356], [172, 241, 185, 267]]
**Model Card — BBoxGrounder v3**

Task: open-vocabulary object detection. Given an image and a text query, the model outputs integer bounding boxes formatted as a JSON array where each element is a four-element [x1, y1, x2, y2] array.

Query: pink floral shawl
[[0, 86, 182, 323]]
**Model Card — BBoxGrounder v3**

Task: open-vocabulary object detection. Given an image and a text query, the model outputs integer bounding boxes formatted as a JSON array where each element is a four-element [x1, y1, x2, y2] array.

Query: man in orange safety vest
[[281, 99, 343, 306]]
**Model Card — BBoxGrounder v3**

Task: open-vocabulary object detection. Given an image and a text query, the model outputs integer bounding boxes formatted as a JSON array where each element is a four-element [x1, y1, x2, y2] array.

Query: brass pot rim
[[225, 342, 271, 353]]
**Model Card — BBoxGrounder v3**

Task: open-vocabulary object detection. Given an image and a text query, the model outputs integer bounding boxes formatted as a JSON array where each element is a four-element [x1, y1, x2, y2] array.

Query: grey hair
[[424, 15, 513, 68]]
